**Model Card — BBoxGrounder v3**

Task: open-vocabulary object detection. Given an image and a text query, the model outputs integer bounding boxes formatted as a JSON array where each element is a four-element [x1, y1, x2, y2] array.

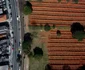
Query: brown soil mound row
[[30, 15, 85, 21], [49, 60, 82, 65], [50, 32, 71, 35], [30, 19, 85, 25], [47, 43, 85, 47], [29, 22, 70, 27], [48, 39, 83, 43], [31, 2, 85, 9], [49, 56, 85, 60], [48, 51, 85, 56], [48, 35, 72, 39], [47, 47, 85, 51], [51, 65, 81, 70], [49, 33, 72, 36], [32, 7, 85, 13], [50, 30, 70, 32], [31, 11, 85, 17], [29, 23, 70, 26], [31, 1, 85, 5]]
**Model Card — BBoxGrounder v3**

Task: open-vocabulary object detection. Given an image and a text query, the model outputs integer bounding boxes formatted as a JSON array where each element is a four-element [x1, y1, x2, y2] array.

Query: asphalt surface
[[18, 0, 25, 70], [10, 0, 20, 70], [18, 0, 25, 41]]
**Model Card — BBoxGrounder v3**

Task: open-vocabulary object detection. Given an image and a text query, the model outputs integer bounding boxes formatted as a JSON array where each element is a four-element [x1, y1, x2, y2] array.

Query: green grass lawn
[[28, 25, 49, 70], [57, 26, 70, 30], [29, 43, 48, 70], [29, 25, 70, 31]]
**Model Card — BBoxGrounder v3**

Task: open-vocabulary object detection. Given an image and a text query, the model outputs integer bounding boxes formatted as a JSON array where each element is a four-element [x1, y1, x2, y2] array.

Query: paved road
[[18, 0, 25, 70], [10, 0, 20, 70]]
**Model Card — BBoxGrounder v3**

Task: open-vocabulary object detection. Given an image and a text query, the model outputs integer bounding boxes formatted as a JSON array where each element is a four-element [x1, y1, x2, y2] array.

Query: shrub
[[37, 0, 42, 2], [58, 0, 61, 3], [72, 0, 78, 4], [52, 24, 56, 29], [57, 30, 61, 37], [44, 24, 51, 31], [66, 0, 70, 2]]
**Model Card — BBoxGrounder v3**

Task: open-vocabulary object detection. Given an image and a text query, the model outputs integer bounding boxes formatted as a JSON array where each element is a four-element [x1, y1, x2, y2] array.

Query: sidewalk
[[24, 15, 30, 33], [24, 55, 29, 70], [24, 15, 30, 70]]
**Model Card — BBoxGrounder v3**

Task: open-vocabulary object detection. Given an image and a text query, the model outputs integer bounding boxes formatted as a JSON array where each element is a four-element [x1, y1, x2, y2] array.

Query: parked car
[[10, 30, 13, 38]]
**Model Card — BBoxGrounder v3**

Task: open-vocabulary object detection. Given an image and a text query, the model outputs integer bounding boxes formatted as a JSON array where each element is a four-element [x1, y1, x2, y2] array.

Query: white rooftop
[[0, 65, 8, 70], [0, 8, 3, 14]]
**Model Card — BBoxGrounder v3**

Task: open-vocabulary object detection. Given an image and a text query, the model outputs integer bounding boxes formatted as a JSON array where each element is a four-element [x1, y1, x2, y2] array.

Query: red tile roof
[[0, 15, 7, 22]]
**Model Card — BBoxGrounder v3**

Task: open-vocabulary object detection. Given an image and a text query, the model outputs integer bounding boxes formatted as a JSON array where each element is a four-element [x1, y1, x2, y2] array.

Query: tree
[[33, 47, 43, 58], [23, 6, 32, 15], [45, 64, 52, 70], [24, 33, 33, 45], [63, 65, 71, 70], [71, 22, 85, 41], [23, 1, 33, 15], [23, 32, 33, 55], [44, 24, 51, 31], [57, 30, 61, 37], [71, 22, 84, 34], [22, 41, 31, 55]]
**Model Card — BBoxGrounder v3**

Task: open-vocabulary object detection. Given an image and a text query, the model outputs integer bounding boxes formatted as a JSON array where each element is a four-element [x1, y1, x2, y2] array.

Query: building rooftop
[[0, 15, 6, 22], [0, 0, 7, 22]]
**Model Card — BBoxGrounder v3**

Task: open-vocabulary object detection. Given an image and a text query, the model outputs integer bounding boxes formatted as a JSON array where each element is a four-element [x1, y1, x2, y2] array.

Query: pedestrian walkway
[[24, 15, 30, 70], [24, 15, 29, 33], [24, 55, 29, 70]]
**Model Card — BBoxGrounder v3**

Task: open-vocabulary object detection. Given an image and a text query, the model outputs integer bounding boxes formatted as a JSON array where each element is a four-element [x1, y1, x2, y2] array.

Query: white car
[[10, 38, 13, 45], [10, 30, 13, 38]]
